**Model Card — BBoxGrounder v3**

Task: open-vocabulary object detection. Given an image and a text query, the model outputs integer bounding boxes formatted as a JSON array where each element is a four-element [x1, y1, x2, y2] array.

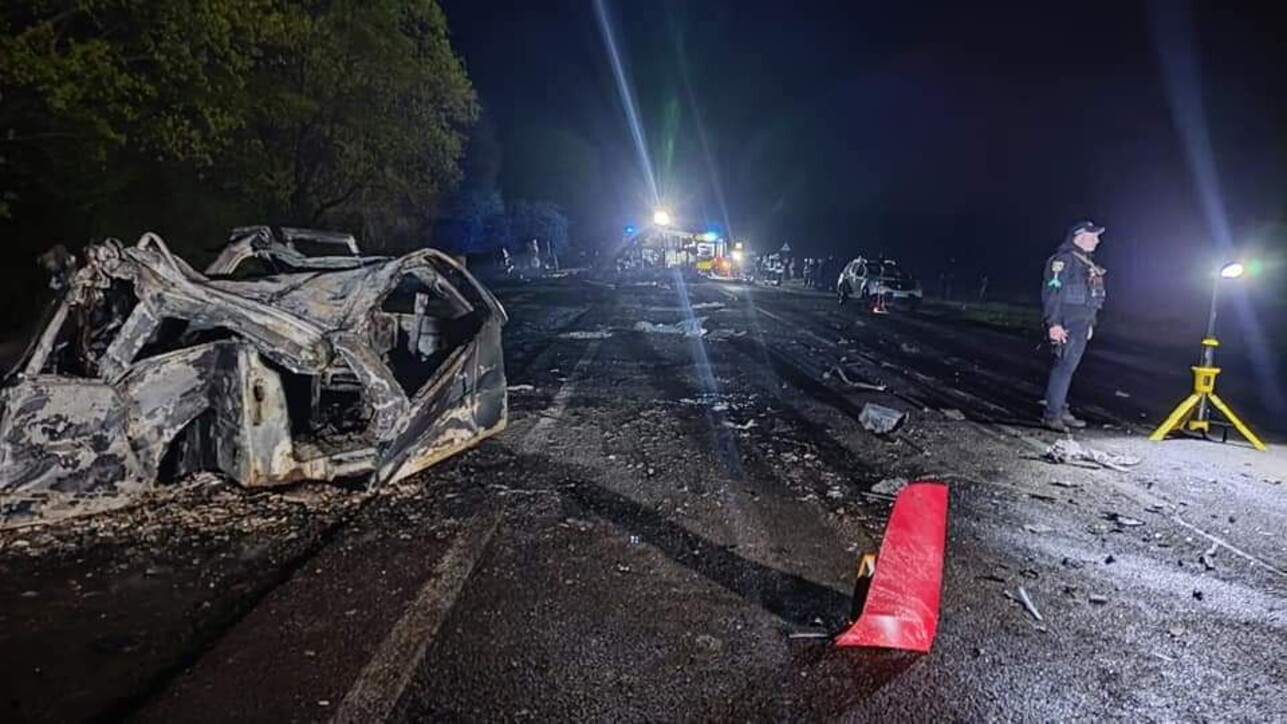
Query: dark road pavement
[[2, 274, 1283, 722]]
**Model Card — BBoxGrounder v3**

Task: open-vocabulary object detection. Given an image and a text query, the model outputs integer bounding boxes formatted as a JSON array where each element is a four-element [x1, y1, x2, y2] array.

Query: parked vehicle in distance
[[836, 257, 923, 310]]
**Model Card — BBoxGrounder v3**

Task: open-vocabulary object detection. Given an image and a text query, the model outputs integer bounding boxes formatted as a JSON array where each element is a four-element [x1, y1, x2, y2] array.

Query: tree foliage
[[0, 0, 476, 234], [510, 199, 568, 254], [438, 188, 507, 254], [0, 0, 477, 330]]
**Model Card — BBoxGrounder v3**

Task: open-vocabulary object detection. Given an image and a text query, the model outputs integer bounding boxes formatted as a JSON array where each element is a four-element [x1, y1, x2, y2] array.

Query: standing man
[[1042, 220, 1107, 432]]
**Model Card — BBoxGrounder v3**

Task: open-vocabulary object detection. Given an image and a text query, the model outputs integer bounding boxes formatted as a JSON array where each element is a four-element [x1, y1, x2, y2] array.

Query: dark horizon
[[443, 0, 1286, 311]]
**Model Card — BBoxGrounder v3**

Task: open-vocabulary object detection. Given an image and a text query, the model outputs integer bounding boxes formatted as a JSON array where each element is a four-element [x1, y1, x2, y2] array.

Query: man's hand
[[1048, 324, 1068, 344]]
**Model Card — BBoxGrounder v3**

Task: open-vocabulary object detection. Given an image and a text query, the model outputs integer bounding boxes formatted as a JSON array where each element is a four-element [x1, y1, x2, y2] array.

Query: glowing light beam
[[593, 0, 659, 206]]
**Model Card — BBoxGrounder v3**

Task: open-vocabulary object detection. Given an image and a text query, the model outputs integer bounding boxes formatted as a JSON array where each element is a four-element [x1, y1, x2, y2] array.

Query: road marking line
[[716, 285, 742, 301], [1170, 514, 1285, 578], [335, 335, 604, 720], [754, 306, 836, 348], [333, 510, 503, 723], [520, 338, 603, 453]]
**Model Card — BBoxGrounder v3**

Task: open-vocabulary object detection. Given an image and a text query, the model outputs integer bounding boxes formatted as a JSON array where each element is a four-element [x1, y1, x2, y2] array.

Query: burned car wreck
[[1, 226, 507, 501]]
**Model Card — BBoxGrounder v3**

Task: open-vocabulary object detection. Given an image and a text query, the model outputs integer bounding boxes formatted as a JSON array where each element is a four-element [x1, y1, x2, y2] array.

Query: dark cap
[[1068, 220, 1105, 236]]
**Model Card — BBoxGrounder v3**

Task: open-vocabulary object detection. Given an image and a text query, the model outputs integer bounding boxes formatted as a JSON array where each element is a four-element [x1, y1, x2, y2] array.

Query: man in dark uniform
[[1042, 220, 1108, 432]]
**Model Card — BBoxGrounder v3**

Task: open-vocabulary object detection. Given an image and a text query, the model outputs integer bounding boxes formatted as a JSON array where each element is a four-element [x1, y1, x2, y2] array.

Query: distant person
[[1042, 220, 1107, 432], [529, 238, 541, 269], [816, 257, 831, 289]]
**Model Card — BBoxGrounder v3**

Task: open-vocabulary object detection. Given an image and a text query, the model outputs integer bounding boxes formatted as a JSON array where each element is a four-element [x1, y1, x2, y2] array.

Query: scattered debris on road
[[1024, 523, 1055, 534], [558, 329, 613, 339], [941, 408, 967, 421], [823, 365, 887, 391], [706, 328, 747, 341], [859, 402, 906, 434], [1043, 439, 1140, 471], [870, 477, 908, 495], [1105, 513, 1146, 527], [634, 318, 708, 337], [1017, 586, 1044, 621], [1200, 543, 1218, 570], [1114, 390, 1131, 398]]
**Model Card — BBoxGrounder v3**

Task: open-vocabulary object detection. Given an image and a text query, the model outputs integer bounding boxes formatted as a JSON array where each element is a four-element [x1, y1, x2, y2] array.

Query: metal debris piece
[[870, 477, 908, 495], [1016, 586, 1043, 621], [1088, 594, 1109, 604], [826, 365, 887, 391], [706, 328, 747, 341], [1114, 390, 1131, 398], [859, 402, 906, 434], [1105, 513, 1146, 527], [721, 419, 757, 431], [941, 408, 966, 421], [2, 227, 508, 521], [1044, 439, 1140, 471], [633, 317, 708, 337], [1024, 523, 1054, 534], [1199, 542, 1218, 570], [558, 329, 613, 339]]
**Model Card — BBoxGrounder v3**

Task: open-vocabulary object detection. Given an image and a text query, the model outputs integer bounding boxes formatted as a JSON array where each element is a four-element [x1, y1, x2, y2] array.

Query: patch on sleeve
[[1047, 259, 1064, 288]]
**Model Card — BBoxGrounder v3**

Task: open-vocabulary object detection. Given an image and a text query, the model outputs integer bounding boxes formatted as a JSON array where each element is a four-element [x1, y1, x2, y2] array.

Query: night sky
[[442, 0, 1286, 311]]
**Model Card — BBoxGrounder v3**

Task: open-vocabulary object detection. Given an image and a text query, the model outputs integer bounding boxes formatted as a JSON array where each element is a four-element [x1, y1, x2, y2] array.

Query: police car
[[836, 257, 923, 310]]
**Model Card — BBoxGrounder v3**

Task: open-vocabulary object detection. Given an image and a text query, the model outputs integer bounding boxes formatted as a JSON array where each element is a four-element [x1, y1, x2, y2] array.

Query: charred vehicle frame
[[0, 226, 508, 502]]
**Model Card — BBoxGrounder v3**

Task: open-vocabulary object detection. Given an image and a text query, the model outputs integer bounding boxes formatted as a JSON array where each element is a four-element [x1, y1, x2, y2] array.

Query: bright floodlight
[[652, 209, 672, 227], [1219, 262, 1245, 279]]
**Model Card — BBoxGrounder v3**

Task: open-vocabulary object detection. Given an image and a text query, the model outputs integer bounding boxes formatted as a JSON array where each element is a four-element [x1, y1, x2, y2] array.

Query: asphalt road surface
[[2, 274, 1284, 722]]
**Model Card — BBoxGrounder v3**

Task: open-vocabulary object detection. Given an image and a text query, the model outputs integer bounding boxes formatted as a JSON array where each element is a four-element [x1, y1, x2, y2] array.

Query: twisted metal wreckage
[[0, 227, 508, 513]]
